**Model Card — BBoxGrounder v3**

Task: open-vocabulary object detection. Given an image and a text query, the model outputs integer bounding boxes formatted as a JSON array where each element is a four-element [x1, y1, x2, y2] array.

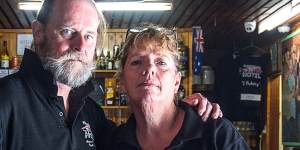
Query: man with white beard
[[0, 0, 222, 149]]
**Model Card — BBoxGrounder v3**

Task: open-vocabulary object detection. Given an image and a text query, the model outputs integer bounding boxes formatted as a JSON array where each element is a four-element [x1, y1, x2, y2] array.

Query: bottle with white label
[[105, 80, 115, 105], [1, 41, 9, 69], [106, 51, 113, 70]]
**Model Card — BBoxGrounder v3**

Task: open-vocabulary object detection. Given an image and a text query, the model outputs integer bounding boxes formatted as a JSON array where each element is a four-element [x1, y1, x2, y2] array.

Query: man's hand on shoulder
[[183, 93, 223, 121]]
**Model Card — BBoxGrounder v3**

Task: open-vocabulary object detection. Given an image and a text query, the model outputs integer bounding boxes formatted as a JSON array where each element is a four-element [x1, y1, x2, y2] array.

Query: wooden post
[[266, 75, 283, 150]]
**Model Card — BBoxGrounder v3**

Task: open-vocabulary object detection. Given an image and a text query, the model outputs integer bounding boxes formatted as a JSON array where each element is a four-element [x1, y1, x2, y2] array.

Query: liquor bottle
[[114, 80, 121, 106], [99, 49, 105, 70], [95, 48, 101, 70], [107, 50, 113, 70], [119, 92, 127, 106], [0, 41, 4, 56], [103, 51, 108, 70], [113, 45, 120, 70], [105, 79, 115, 105], [1, 41, 10, 69]]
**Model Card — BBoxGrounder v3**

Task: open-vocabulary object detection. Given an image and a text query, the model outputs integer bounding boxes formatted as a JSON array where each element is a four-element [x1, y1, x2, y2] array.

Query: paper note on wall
[[17, 34, 33, 55]]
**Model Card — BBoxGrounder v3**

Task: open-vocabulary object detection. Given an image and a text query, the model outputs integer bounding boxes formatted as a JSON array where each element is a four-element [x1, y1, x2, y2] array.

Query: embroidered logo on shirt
[[81, 121, 95, 147]]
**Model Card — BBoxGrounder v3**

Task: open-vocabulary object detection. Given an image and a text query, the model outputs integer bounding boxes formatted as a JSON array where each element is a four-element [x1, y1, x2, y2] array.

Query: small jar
[[11, 56, 18, 69], [200, 66, 214, 85]]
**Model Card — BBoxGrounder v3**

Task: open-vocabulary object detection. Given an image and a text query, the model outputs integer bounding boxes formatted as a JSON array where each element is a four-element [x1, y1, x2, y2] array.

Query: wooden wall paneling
[[187, 31, 193, 96], [178, 32, 188, 95], [114, 32, 126, 46], [0, 29, 32, 57], [108, 32, 116, 53], [103, 31, 109, 55], [8, 33, 17, 56], [266, 75, 283, 150], [178, 31, 192, 95], [0, 33, 16, 56]]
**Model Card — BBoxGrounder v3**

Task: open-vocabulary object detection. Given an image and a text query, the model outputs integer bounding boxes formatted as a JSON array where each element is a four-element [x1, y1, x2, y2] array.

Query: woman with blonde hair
[[109, 23, 250, 150]]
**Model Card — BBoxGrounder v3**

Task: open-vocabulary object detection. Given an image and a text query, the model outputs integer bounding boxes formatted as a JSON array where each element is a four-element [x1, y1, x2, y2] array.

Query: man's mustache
[[57, 51, 91, 65]]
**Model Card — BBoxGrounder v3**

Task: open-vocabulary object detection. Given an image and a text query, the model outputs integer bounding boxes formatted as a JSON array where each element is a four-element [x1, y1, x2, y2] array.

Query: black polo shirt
[[109, 101, 250, 150], [0, 49, 116, 150]]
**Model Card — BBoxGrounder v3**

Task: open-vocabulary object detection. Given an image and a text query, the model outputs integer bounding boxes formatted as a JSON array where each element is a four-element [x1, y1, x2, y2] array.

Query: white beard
[[42, 51, 95, 88]]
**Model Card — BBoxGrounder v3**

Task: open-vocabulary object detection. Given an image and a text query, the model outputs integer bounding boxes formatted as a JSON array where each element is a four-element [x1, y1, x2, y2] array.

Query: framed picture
[[17, 34, 33, 55], [281, 32, 300, 146]]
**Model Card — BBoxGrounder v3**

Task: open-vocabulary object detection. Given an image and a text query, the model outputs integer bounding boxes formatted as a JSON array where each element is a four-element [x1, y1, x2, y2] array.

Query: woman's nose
[[142, 63, 156, 77]]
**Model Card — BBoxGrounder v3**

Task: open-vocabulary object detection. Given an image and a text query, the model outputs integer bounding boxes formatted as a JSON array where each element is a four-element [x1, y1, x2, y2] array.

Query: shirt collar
[[114, 114, 140, 149], [19, 49, 58, 97], [168, 101, 204, 146], [114, 101, 205, 148]]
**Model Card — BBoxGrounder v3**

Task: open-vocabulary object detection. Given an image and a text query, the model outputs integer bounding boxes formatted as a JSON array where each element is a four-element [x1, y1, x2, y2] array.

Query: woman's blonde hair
[[116, 23, 180, 79]]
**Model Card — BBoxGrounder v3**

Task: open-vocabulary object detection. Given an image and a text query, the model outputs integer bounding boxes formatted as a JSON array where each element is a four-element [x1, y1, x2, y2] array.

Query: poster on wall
[[17, 34, 33, 55], [282, 31, 300, 145]]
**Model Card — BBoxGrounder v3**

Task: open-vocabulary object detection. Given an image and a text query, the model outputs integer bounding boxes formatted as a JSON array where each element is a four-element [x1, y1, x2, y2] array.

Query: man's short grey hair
[[36, 0, 107, 48]]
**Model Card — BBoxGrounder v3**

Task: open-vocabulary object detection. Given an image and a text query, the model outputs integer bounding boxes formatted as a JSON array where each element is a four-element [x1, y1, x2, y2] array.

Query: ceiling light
[[96, 2, 172, 11], [258, 2, 300, 34], [18, 1, 172, 11], [18, 1, 42, 10], [277, 25, 291, 33]]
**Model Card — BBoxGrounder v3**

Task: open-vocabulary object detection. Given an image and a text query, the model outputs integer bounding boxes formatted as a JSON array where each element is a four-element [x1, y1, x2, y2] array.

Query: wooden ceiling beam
[[187, 0, 216, 27], [164, 0, 193, 27], [176, 0, 205, 27]]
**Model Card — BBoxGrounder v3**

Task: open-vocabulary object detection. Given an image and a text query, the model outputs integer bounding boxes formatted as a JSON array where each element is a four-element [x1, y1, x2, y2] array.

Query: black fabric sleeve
[[215, 118, 251, 150], [0, 116, 3, 150]]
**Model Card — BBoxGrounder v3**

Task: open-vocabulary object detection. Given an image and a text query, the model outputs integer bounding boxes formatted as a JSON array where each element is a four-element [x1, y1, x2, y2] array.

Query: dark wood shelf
[[101, 106, 129, 109], [93, 70, 117, 78]]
